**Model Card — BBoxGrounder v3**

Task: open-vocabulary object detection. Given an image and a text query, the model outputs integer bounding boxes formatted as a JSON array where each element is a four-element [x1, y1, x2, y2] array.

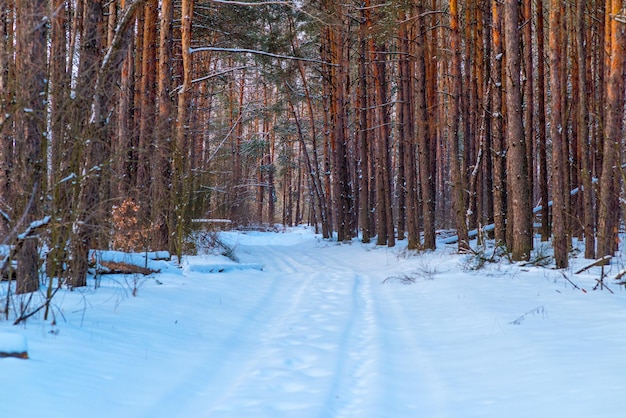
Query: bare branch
[[171, 66, 248, 95], [190, 46, 336, 66], [209, 0, 296, 5]]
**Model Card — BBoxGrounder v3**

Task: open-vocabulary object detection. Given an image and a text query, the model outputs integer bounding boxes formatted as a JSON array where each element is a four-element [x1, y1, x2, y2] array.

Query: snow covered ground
[[2, 226, 626, 418]]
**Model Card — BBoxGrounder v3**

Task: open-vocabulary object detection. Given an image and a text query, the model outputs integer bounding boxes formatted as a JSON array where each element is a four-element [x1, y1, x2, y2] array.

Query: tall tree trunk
[[372, 41, 394, 247], [505, 0, 532, 261], [491, 0, 507, 247], [398, 8, 419, 249], [536, 0, 550, 241], [482, 0, 494, 229], [416, 2, 435, 250], [450, 0, 469, 251], [292, 33, 331, 238], [172, 0, 194, 259], [327, 7, 354, 242], [47, 0, 71, 280], [358, 2, 371, 243], [152, 0, 174, 250], [137, 0, 158, 204], [14, 0, 46, 294], [550, 0, 569, 268], [0, 0, 12, 238], [576, 0, 595, 259], [597, 0, 626, 258], [522, 0, 534, 211]]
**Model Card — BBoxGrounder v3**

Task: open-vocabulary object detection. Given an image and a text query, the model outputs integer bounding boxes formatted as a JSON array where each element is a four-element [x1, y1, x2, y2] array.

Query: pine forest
[[1, 0, 625, 299]]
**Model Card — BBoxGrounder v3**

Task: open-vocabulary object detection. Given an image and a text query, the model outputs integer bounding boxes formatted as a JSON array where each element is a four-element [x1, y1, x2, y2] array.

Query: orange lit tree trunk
[[450, 0, 469, 251], [357, 1, 371, 243], [550, 0, 569, 268], [504, 0, 532, 261], [597, 0, 626, 258], [152, 0, 174, 250], [172, 0, 194, 259], [576, 0, 595, 259], [324, 2, 354, 242], [416, 2, 436, 249], [537, 0, 550, 241], [491, 0, 506, 246], [398, 7, 419, 249]]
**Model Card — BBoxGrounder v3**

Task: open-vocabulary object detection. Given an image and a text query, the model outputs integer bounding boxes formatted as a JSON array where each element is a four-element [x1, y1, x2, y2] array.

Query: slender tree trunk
[[537, 0, 550, 241], [172, 0, 194, 259], [450, 0, 469, 251], [293, 40, 330, 238], [398, 9, 419, 249], [47, 0, 71, 280], [153, 0, 174, 250], [522, 0, 534, 211], [416, 2, 435, 249], [491, 0, 506, 247], [597, 0, 626, 258], [482, 0, 494, 229], [358, 3, 371, 243], [69, 0, 105, 288], [550, 0, 568, 268], [327, 8, 354, 242], [505, 0, 532, 261], [0, 0, 11, 238], [576, 0, 595, 259], [137, 0, 157, 203], [372, 41, 394, 247], [14, 0, 46, 294]]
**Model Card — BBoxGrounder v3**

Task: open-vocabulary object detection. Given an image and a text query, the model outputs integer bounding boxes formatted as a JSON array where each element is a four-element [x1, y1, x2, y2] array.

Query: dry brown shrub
[[111, 198, 152, 252]]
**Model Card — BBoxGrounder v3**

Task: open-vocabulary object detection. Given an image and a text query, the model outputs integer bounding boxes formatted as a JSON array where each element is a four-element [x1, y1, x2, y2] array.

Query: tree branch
[[190, 46, 336, 66]]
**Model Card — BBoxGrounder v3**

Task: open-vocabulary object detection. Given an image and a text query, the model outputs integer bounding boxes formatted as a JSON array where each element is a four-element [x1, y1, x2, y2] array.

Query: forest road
[[168, 237, 454, 418]]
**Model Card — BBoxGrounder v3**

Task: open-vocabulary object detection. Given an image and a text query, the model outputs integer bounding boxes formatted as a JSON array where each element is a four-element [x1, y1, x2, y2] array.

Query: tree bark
[[491, 0, 507, 247], [505, 0, 532, 261], [398, 8, 419, 249], [172, 0, 195, 259], [450, 0, 469, 251], [536, 0, 550, 241], [597, 0, 626, 259], [14, 0, 46, 293], [152, 0, 174, 250], [576, 0, 596, 259], [416, 2, 435, 250], [549, 0, 569, 268]]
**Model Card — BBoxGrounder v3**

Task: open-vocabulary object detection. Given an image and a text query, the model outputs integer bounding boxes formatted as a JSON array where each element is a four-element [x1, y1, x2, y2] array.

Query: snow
[[0, 332, 27, 354], [2, 226, 626, 417]]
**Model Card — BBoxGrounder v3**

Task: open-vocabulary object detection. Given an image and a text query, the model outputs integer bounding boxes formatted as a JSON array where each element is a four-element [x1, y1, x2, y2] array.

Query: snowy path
[[4, 228, 626, 417]]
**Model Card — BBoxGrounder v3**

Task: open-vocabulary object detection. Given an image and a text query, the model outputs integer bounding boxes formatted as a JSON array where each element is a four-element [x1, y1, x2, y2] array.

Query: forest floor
[[2, 226, 626, 417]]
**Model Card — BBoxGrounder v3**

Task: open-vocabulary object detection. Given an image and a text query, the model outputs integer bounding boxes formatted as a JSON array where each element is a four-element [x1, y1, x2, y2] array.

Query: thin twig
[[559, 271, 586, 292]]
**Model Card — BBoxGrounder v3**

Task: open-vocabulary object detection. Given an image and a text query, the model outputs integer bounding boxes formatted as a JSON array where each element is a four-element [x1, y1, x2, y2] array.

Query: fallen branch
[[510, 306, 546, 325], [13, 286, 61, 326], [0, 216, 51, 281], [614, 269, 626, 281], [593, 278, 614, 293], [559, 271, 586, 292], [574, 255, 612, 274]]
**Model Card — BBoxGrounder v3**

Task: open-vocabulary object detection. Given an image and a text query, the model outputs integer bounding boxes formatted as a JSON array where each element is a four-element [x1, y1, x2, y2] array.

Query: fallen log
[[0, 333, 28, 359], [96, 261, 158, 275], [574, 255, 612, 274]]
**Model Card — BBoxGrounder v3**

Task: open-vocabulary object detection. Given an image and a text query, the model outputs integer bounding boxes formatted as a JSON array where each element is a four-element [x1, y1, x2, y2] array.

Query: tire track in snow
[[187, 247, 331, 417], [369, 280, 453, 417], [318, 247, 452, 417], [202, 246, 381, 417], [145, 247, 321, 418], [321, 272, 380, 418]]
